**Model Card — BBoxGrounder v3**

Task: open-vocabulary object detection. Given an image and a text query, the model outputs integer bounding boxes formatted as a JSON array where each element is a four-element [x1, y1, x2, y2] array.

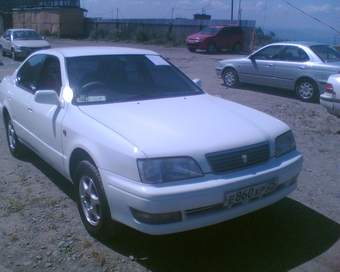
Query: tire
[[5, 114, 26, 157], [75, 160, 116, 240], [188, 47, 196, 53], [2, 49, 6, 56], [222, 68, 239, 88], [295, 79, 319, 102], [233, 43, 241, 53], [207, 43, 216, 54], [11, 48, 17, 61]]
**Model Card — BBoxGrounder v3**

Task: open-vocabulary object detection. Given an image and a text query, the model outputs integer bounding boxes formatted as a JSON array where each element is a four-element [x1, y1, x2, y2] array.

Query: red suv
[[185, 25, 243, 54]]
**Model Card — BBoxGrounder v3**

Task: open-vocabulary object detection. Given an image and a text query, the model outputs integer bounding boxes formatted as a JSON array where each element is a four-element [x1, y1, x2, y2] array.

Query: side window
[[36, 56, 62, 95], [16, 54, 45, 93], [231, 27, 242, 35], [221, 28, 231, 36], [253, 45, 283, 60], [3, 30, 11, 39], [280, 46, 309, 62]]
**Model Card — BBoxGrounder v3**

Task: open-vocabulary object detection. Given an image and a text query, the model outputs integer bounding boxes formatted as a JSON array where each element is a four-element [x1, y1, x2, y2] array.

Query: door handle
[[298, 66, 305, 70]]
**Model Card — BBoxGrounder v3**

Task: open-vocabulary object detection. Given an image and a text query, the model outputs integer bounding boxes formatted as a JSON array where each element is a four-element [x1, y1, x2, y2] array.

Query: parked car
[[0, 46, 302, 238], [216, 41, 340, 102], [0, 28, 50, 60], [185, 25, 243, 54], [320, 74, 340, 118]]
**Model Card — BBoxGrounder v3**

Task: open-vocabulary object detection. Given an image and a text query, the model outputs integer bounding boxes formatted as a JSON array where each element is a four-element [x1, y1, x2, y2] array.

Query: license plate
[[225, 178, 278, 206]]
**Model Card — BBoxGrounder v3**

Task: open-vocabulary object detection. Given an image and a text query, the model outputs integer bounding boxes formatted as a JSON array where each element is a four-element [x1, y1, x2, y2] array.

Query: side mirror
[[34, 90, 64, 107], [192, 79, 202, 87]]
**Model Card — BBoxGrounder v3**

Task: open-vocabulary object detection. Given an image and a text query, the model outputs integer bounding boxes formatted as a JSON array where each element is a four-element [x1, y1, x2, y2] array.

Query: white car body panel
[[320, 74, 340, 118], [0, 46, 303, 235]]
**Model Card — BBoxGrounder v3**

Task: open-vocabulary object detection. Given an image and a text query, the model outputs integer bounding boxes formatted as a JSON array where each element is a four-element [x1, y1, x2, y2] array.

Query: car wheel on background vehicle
[[207, 43, 216, 54], [75, 160, 116, 240], [11, 48, 17, 61], [296, 78, 319, 102], [233, 42, 241, 53], [2, 49, 6, 56], [223, 68, 239, 88], [5, 114, 27, 157], [188, 47, 196, 53]]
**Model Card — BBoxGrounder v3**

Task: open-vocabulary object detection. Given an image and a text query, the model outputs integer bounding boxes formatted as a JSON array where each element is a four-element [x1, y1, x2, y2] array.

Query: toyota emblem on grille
[[242, 154, 248, 163]]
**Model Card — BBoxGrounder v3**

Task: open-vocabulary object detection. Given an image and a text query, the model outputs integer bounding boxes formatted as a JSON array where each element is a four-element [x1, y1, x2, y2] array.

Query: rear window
[[310, 45, 340, 63]]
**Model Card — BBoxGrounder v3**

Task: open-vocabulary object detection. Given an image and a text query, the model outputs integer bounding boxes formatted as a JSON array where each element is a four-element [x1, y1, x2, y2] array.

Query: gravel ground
[[0, 40, 339, 272]]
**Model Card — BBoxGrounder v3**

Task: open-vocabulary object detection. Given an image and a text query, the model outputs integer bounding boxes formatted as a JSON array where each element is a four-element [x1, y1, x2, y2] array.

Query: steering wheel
[[81, 82, 108, 94]]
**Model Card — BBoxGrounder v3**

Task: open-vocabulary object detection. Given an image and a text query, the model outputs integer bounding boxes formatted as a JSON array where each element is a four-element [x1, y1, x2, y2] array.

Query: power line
[[282, 0, 340, 35]]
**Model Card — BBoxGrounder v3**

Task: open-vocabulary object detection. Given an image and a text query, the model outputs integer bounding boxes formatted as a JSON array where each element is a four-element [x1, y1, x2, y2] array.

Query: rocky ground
[[0, 40, 339, 271]]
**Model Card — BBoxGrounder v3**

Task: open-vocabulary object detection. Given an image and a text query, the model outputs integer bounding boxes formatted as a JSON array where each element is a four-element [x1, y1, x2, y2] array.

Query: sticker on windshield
[[146, 55, 170, 66]]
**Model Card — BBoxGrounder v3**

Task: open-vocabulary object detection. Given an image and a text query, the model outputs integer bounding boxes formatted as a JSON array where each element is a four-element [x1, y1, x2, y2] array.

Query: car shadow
[[22, 151, 340, 271], [223, 83, 302, 101], [20, 150, 75, 201]]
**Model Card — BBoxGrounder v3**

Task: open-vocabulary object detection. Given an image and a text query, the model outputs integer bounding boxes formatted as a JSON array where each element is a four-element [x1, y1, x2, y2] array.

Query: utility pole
[[231, 0, 234, 20]]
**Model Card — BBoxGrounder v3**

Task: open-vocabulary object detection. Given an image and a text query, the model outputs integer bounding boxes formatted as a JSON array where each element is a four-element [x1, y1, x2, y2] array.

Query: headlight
[[275, 130, 296, 158], [197, 38, 205, 42], [18, 46, 28, 51], [137, 157, 203, 183]]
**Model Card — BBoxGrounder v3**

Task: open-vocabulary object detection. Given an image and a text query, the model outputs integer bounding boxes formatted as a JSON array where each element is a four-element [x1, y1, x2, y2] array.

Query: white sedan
[[320, 74, 340, 118], [1, 28, 50, 60], [0, 46, 303, 238]]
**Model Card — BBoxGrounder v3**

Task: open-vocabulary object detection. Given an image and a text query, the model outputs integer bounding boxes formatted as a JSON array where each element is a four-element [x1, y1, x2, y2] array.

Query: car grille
[[206, 142, 270, 174]]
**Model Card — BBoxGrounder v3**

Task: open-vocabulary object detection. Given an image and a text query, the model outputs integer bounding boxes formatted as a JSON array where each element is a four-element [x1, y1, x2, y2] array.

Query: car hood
[[187, 33, 212, 40], [12, 40, 50, 47], [78, 94, 288, 158]]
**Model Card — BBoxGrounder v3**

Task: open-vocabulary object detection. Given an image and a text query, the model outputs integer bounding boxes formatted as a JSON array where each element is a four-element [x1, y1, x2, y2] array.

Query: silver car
[[216, 42, 340, 102], [1, 28, 50, 60]]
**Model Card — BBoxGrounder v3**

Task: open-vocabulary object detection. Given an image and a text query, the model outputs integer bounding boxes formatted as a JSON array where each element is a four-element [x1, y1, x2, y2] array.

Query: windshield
[[13, 30, 43, 40], [310, 45, 340, 63], [199, 27, 220, 35], [66, 54, 204, 105]]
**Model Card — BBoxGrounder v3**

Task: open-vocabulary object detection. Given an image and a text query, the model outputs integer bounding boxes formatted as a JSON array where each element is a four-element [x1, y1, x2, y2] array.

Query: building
[[0, 0, 86, 37]]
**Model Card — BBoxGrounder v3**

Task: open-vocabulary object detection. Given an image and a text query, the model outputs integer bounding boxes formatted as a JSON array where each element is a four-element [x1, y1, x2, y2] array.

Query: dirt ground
[[0, 40, 339, 272]]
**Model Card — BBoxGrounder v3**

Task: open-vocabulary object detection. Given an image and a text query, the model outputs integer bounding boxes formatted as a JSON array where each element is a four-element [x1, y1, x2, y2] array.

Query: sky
[[81, 0, 340, 44]]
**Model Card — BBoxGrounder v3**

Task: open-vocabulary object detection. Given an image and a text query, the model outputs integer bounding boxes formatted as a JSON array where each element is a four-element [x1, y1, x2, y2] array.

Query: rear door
[[10, 54, 45, 142], [1, 30, 12, 52], [273, 46, 310, 90]]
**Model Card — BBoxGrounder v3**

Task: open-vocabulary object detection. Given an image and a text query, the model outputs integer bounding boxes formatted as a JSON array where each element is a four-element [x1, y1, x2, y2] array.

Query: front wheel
[[207, 43, 216, 54], [11, 49, 17, 61], [188, 47, 196, 53], [296, 79, 319, 102], [5, 114, 26, 157], [222, 68, 239, 88], [233, 43, 241, 53], [75, 160, 116, 240]]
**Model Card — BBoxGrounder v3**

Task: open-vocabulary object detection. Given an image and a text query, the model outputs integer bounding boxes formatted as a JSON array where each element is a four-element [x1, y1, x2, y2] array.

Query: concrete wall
[[85, 18, 256, 52]]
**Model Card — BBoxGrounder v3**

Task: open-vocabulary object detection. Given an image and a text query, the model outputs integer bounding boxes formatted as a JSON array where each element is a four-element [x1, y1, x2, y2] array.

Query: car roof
[[7, 28, 36, 32], [206, 25, 240, 28], [38, 46, 159, 57], [269, 41, 328, 47]]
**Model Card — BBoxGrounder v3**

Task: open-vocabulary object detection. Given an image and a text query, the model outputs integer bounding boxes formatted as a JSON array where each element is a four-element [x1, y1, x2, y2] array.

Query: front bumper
[[15, 46, 51, 58], [100, 151, 303, 235], [216, 66, 223, 78], [186, 41, 207, 50]]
